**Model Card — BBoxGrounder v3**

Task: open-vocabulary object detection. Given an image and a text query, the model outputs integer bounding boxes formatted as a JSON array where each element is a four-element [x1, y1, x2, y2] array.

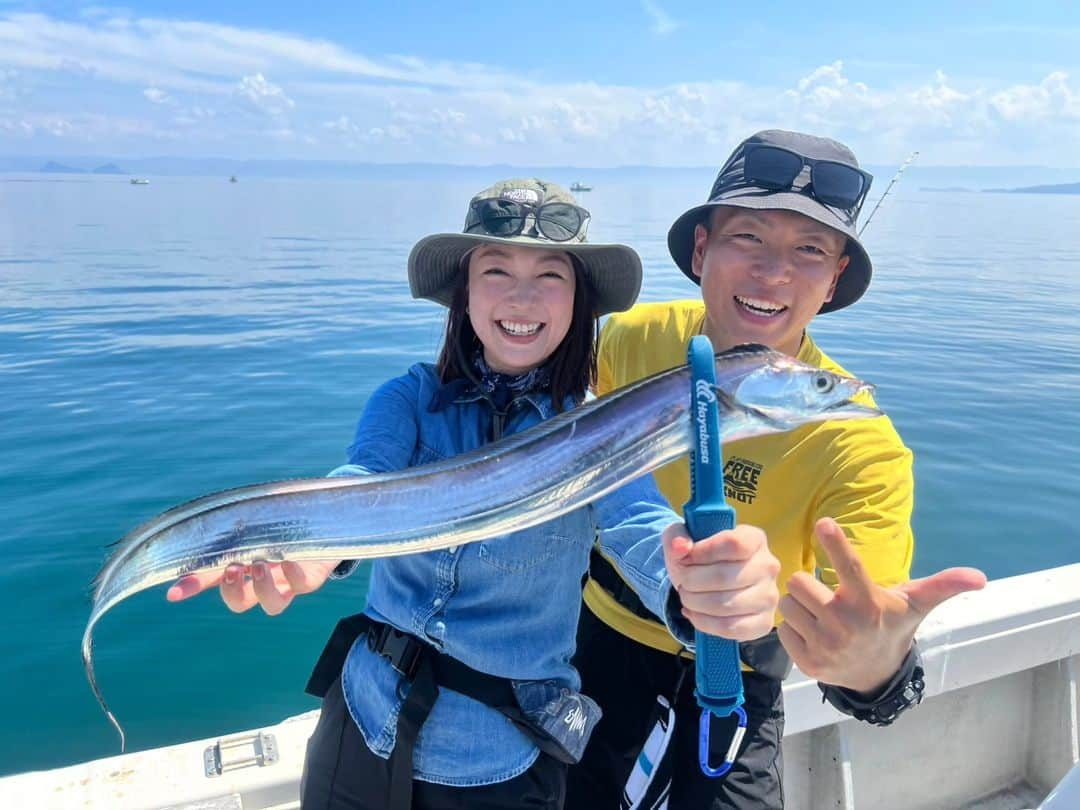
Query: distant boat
[[229, 176, 238, 183], [570, 182, 592, 192], [130, 178, 150, 185]]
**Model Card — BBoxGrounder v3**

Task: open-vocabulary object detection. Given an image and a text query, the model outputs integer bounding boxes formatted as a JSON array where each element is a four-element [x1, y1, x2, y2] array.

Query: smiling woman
[[463, 245, 577, 375]]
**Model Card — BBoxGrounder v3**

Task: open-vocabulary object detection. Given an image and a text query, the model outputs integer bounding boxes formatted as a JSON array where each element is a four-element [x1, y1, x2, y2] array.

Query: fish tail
[[83, 617, 126, 753]]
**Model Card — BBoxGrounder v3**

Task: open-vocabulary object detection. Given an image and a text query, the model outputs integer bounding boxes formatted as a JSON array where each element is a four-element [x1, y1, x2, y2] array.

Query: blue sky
[[2, 1, 1080, 166]]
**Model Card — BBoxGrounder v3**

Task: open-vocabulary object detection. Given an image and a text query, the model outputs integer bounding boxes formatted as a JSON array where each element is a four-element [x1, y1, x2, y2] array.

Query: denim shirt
[[333, 362, 692, 787]]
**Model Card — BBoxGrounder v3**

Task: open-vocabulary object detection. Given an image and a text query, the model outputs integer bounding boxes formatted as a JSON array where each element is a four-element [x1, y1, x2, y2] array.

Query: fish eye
[[813, 373, 835, 393]]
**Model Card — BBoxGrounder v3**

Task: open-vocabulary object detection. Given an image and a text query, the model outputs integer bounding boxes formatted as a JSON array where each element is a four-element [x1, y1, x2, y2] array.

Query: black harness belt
[[307, 613, 578, 809]]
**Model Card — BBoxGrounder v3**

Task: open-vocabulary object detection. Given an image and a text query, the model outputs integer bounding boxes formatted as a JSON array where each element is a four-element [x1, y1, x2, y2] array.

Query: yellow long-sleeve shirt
[[583, 300, 915, 655]]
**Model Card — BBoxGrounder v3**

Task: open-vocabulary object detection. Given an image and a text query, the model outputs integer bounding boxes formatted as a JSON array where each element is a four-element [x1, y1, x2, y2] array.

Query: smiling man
[[695, 207, 849, 357], [566, 130, 986, 809]]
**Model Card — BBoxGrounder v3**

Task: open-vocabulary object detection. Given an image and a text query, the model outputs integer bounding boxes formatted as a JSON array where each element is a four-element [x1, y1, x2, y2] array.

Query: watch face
[[870, 667, 926, 726], [820, 662, 926, 727]]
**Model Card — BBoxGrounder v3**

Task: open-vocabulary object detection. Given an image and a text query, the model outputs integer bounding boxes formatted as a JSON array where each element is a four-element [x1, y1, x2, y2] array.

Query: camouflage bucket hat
[[408, 178, 642, 317]]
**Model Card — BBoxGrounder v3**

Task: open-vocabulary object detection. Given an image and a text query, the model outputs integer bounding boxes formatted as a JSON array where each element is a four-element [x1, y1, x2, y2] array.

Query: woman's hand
[[662, 522, 781, 641], [166, 559, 341, 616]]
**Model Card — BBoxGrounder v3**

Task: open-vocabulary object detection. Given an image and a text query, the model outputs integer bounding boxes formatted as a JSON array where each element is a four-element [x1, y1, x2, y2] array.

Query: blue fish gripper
[[684, 335, 747, 778]]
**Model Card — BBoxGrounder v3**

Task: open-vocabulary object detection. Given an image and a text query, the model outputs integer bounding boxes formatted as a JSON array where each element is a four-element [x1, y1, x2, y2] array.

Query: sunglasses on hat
[[718, 144, 873, 212], [465, 198, 591, 243]]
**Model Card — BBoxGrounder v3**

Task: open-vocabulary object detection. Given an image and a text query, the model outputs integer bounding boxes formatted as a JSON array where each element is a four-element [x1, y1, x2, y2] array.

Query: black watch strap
[[818, 644, 925, 726]]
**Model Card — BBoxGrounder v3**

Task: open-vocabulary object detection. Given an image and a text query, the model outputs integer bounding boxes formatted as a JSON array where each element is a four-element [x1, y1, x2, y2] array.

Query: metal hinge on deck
[[203, 731, 279, 778]]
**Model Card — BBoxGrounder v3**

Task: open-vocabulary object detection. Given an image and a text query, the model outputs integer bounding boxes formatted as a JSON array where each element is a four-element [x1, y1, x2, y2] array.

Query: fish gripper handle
[[686, 509, 744, 717], [684, 335, 746, 778]]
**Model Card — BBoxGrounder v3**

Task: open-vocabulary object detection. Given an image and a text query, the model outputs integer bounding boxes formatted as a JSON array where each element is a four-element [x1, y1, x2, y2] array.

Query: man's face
[[691, 207, 850, 357]]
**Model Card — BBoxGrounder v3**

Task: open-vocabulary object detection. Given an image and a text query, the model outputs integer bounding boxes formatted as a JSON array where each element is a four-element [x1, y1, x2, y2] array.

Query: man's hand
[[777, 518, 986, 694], [662, 522, 781, 641], [166, 559, 339, 616]]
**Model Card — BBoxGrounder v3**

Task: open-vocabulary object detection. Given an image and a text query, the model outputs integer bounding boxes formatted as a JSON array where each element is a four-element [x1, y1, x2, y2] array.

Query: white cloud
[[44, 117, 73, 137], [0, 11, 529, 94], [2, 11, 1080, 166], [0, 117, 33, 137], [0, 114, 74, 138], [173, 105, 216, 126], [368, 124, 409, 142], [990, 71, 1080, 122], [0, 67, 15, 100], [430, 108, 466, 126], [298, 65, 1080, 164], [642, 1, 680, 35], [0, 110, 178, 142], [235, 72, 294, 116], [323, 114, 358, 134]]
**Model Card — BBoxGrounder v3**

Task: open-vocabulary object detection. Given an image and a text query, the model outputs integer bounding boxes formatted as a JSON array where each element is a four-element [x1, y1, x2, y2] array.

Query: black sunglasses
[[734, 144, 873, 211], [465, 198, 590, 243]]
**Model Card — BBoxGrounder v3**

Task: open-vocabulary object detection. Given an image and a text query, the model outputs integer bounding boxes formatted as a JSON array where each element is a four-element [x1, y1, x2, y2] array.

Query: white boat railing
[[781, 563, 1080, 809]]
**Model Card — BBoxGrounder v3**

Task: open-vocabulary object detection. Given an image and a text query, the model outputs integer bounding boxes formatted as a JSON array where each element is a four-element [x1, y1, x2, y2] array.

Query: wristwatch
[[818, 644, 925, 726]]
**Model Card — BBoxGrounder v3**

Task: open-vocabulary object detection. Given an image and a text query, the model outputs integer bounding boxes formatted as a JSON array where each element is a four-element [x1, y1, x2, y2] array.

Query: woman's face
[[466, 244, 576, 375]]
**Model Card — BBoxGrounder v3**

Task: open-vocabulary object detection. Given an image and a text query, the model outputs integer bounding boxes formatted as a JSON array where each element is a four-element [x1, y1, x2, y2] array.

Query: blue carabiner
[[699, 705, 748, 778]]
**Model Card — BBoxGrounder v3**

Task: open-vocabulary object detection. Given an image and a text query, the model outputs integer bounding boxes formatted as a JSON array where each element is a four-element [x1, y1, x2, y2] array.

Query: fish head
[[731, 354, 880, 428]]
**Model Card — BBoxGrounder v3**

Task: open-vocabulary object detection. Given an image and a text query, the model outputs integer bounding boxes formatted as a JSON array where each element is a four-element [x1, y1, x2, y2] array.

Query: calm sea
[[2, 173, 1079, 776]]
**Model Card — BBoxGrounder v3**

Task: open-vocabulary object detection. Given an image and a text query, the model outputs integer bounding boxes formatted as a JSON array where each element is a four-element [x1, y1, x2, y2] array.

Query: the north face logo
[[500, 187, 541, 205], [724, 457, 762, 504]]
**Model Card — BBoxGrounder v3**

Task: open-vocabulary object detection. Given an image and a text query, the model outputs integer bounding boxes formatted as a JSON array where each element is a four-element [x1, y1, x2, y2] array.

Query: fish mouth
[[825, 393, 881, 416], [824, 380, 878, 414], [826, 401, 880, 414]]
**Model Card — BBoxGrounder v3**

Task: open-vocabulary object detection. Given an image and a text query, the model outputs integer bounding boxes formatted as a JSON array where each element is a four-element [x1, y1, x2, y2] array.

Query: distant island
[[985, 182, 1080, 194], [38, 161, 127, 175], [40, 161, 84, 174]]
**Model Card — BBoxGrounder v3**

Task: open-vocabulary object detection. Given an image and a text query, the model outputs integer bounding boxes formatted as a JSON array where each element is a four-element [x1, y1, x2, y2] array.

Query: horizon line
[[3, 155, 1079, 172]]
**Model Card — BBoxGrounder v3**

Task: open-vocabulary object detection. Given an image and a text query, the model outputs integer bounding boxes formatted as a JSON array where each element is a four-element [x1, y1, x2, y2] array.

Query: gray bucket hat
[[667, 130, 874, 313], [408, 178, 642, 317]]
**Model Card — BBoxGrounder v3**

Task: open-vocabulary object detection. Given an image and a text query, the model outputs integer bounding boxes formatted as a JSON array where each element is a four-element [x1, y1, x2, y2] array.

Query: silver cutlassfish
[[85, 344, 880, 748]]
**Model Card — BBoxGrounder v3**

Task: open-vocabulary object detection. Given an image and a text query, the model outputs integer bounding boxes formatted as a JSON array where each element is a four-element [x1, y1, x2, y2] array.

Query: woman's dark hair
[[434, 251, 598, 410]]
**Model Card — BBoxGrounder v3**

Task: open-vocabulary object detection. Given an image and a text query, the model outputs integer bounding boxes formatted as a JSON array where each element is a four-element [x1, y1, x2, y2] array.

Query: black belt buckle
[[367, 623, 423, 680]]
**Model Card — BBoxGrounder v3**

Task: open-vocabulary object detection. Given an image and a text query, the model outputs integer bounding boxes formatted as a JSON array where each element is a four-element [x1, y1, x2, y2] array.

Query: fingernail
[[224, 568, 237, 585], [253, 563, 265, 581]]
